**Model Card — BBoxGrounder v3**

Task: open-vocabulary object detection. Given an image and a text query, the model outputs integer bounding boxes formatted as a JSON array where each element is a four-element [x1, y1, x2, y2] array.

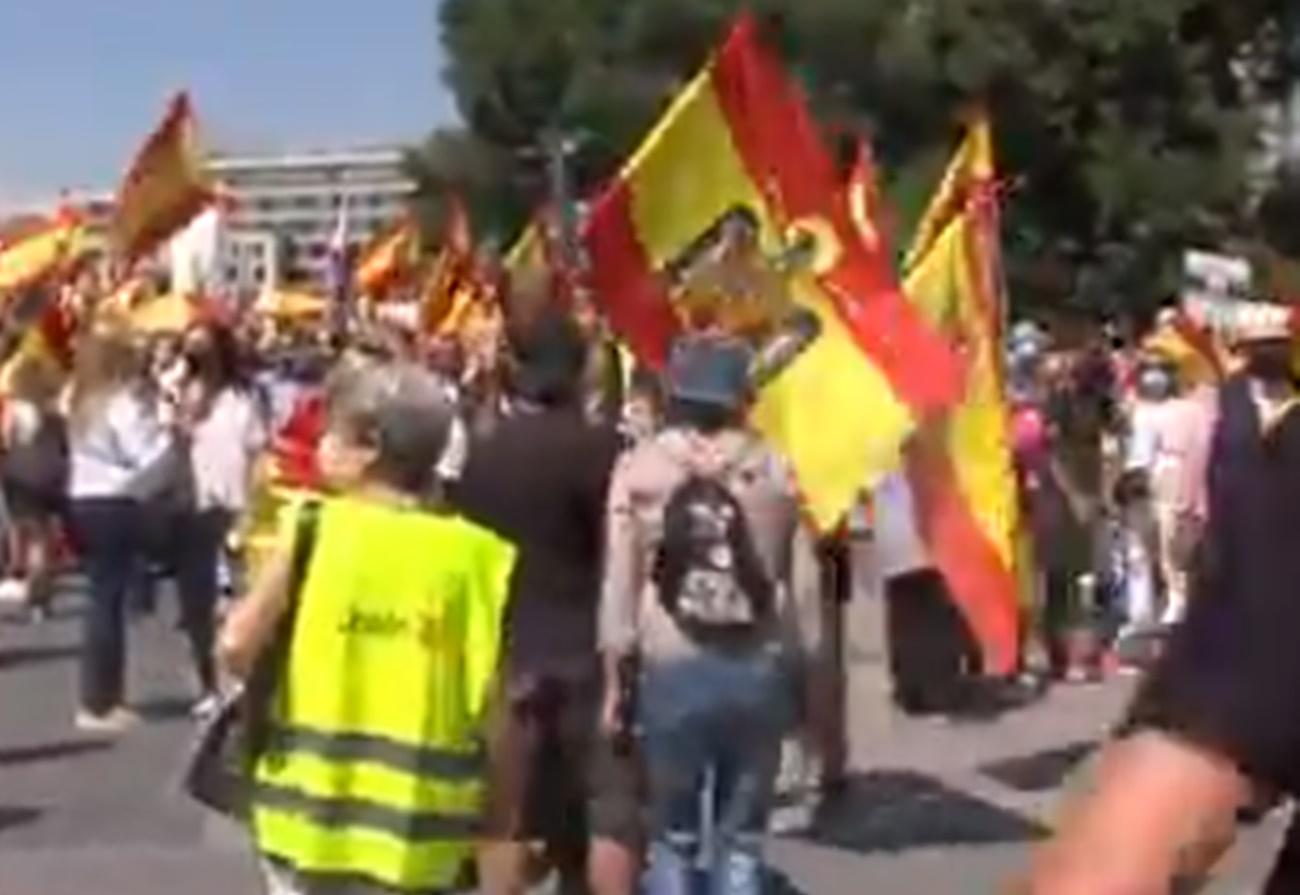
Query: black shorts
[[482, 667, 642, 849], [3, 478, 63, 524]]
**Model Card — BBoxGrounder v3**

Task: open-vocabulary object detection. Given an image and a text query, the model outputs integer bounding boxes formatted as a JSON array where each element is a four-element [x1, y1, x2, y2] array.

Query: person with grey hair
[[218, 356, 517, 895]]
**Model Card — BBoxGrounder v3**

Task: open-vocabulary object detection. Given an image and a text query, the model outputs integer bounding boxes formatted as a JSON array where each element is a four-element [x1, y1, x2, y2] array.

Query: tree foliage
[[422, 0, 1290, 314]]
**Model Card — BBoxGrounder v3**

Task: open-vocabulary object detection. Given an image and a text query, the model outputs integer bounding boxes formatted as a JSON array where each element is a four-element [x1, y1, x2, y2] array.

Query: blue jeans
[[72, 498, 145, 714], [640, 649, 793, 895]]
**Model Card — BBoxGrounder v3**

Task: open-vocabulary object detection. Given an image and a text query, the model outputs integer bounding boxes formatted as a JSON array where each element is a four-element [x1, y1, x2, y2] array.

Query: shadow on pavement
[[0, 643, 81, 669], [766, 868, 811, 894], [979, 741, 1097, 793], [135, 696, 194, 722], [0, 739, 113, 766], [0, 806, 42, 834], [793, 770, 1048, 854]]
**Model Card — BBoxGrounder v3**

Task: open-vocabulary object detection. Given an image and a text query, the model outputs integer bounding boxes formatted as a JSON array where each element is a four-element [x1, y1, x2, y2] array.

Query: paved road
[[0, 581, 1287, 894]]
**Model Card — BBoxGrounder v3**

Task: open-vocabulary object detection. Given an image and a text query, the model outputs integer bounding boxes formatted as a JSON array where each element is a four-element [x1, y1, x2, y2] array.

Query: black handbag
[[181, 499, 320, 819]]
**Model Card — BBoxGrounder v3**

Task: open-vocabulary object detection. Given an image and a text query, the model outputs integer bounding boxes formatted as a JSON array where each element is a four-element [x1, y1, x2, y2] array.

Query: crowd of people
[[0, 271, 1295, 894]]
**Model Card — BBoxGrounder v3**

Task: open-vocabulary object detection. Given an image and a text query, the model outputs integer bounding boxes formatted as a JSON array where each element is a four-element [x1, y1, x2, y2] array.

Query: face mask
[[1137, 369, 1172, 399]]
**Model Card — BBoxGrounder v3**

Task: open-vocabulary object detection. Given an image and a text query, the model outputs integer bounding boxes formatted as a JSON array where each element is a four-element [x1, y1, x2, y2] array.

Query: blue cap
[[666, 334, 753, 409]]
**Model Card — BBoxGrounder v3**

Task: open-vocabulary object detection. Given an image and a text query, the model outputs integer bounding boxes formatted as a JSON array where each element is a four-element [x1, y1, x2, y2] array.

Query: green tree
[[425, 0, 1288, 314]]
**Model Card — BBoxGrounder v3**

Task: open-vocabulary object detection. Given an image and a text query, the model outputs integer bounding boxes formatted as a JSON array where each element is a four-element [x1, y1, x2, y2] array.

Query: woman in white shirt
[[68, 329, 172, 733], [172, 323, 268, 717]]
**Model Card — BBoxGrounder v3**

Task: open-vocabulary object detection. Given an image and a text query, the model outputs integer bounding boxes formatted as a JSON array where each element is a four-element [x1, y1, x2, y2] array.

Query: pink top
[[1166, 386, 1219, 521]]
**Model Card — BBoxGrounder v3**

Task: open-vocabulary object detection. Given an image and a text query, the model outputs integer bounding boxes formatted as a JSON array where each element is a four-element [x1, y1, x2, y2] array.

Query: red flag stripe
[[583, 181, 680, 367], [905, 436, 1021, 675]]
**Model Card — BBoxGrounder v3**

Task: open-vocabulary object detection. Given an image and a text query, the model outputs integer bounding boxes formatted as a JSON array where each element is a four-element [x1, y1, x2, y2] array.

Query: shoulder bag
[[180, 499, 321, 820]]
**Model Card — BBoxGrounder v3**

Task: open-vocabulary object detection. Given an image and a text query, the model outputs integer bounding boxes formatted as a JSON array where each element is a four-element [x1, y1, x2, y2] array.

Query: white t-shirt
[[189, 387, 268, 513], [871, 473, 931, 580], [4, 400, 41, 447]]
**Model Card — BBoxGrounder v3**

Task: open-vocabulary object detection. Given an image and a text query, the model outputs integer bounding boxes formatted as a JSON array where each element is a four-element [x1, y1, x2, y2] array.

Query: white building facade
[[207, 147, 415, 295]]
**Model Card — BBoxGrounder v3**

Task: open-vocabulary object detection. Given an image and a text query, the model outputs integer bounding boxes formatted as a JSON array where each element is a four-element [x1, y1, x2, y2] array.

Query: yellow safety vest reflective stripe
[[252, 496, 514, 891]]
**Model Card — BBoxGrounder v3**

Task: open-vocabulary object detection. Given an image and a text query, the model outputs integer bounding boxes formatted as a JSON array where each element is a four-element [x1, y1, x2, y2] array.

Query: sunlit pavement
[[0, 579, 1286, 894]]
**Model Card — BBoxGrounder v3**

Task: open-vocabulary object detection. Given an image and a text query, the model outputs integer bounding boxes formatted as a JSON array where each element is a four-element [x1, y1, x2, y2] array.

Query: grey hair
[[325, 356, 455, 495]]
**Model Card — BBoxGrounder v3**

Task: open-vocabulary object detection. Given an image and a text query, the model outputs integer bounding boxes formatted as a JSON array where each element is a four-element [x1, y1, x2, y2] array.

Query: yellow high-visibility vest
[[252, 495, 515, 891]]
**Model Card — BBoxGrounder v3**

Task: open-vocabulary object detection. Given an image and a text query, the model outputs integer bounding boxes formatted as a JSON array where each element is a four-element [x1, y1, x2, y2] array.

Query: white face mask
[[1137, 369, 1172, 400]]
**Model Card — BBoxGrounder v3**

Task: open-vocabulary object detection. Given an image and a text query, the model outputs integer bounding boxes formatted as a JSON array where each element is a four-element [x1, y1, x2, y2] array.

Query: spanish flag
[[0, 280, 77, 395], [419, 196, 487, 336], [0, 208, 87, 296], [354, 216, 419, 298], [113, 92, 214, 264], [584, 16, 962, 529], [901, 115, 1022, 675]]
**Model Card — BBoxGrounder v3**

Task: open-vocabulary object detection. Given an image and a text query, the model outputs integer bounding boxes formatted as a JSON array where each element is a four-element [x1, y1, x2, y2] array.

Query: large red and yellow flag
[[354, 216, 419, 298], [0, 207, 88, 296], [901, 114, 1021, 675], [0, 291, 77, 392], [584, 16, 962, 529], [113, 92, 214, 264]]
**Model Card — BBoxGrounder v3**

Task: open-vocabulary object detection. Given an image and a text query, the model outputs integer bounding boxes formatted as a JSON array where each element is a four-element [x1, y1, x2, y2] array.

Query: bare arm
[[598, 456, 643, 735], [217, 540, 293, 680], [1022, 731, 1249, 895]]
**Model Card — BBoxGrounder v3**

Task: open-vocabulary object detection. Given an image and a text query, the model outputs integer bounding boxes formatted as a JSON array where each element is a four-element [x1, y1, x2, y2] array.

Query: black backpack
[[653, 472, 775, 646]]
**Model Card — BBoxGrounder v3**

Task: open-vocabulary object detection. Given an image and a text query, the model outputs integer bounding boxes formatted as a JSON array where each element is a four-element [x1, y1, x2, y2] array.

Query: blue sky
[[0, 0, 458, 208]]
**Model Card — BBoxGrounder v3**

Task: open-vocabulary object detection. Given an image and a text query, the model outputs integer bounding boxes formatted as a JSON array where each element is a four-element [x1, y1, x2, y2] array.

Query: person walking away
[[1023, 303, 1300, 894], [67, 328, 173, 732], [174, 323, 269, 717], [0, 357, 69, 620], [1112, 358, 1172, 640], [1034, 354, 1106, 681], [1145, 364, 1218, 626], [218, 355, 515, 895], [451, 309, 638, 895], [600, 333, 822, 895]]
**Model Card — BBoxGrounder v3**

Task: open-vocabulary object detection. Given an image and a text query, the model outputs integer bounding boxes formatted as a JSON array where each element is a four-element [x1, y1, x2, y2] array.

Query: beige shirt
[[598, 427, 822, 667]]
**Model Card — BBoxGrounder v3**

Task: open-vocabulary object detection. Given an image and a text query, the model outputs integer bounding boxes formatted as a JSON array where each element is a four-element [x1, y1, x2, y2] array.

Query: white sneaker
[[191, 692, 222, 721], [75, 707, 140, 734]]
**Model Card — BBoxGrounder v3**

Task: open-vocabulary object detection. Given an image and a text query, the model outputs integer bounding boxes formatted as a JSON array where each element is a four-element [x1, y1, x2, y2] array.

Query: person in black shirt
[[1025, 306, 1300, 893], [451, 309, 638, 895]]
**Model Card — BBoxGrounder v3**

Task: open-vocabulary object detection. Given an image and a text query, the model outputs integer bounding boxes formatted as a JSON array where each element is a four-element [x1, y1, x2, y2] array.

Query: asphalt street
[[0, 579, 1288, 894]]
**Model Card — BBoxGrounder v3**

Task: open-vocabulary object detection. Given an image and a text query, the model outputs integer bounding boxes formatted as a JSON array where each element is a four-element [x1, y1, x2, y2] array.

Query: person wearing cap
[[1024, 301, 1300, 893], [218, 355, 516, 895], [599, 332, 822, 895], [450, 309, 637, 895]]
